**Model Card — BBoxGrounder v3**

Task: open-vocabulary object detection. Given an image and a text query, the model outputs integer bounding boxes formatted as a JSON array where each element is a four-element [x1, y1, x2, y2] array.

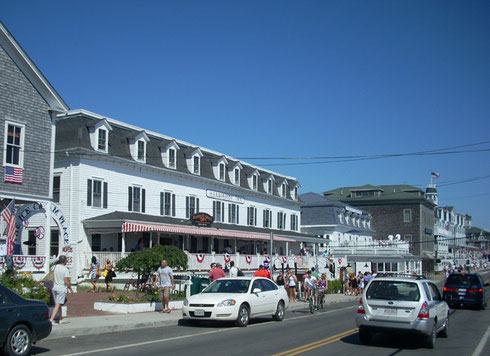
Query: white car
[[182, 277, 289, 327]]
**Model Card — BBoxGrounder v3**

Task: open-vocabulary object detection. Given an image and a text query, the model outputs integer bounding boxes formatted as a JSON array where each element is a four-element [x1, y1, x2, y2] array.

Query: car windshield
[[446, 274, 480, 286], [202, 279, 250, 293], [366, 281, 420, 301]]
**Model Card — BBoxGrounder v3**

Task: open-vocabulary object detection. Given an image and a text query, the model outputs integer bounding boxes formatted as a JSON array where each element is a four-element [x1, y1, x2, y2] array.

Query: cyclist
[[304, 271, 317, 309], [316, 273, 327, 308]]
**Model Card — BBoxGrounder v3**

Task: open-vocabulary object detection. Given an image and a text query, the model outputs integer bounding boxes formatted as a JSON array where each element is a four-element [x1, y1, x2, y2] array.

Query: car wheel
[[235, 304, 250, 327], [439, 316, 449, 338], [273, 301, 285, 321], [358, 327, 372, 344], [4, 324, 32, 356], [425, 323, 437, 349]]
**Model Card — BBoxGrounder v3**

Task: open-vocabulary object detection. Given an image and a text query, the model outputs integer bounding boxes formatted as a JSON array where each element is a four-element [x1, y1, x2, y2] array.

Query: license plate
[[459, 289, 466, 292], [194, 309, 205, 316], [383, 308, 397, 315]]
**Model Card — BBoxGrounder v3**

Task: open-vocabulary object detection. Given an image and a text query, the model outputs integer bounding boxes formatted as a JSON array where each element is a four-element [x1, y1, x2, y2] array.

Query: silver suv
[[356, 274, 449, 348]]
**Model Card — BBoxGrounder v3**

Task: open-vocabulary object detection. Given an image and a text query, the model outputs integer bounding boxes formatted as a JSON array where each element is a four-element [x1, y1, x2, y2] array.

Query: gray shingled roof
[[55, 111, 300, 202]]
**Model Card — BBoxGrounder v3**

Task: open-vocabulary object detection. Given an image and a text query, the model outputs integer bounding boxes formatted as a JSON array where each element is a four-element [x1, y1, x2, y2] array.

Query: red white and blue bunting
[[224, 253, 231, 263], [13, 256, 27, 269], [34, 226, 45, 240], [196, 254, 205, 263], [265, 255, 271, 263], [281, 256, 288, 264], [245, 255, 252, 264], [32, 256, 46, 269]]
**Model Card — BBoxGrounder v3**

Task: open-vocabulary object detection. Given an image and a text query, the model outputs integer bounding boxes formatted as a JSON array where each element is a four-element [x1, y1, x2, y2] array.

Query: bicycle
[[123, 274, 154, 292], [308, 287, 318, 314]]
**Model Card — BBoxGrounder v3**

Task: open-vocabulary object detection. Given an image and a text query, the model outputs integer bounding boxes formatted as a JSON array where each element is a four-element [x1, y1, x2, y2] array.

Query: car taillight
[[357, 298, 365, 314], [468, 288, 483, 293], [443, 287, 458, 292], [46, 310, 50, 319], [417, 301, 429, 320]]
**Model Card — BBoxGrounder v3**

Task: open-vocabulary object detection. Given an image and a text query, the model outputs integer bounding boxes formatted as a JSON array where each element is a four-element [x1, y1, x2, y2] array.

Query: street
[[33, 271, 490, 356]]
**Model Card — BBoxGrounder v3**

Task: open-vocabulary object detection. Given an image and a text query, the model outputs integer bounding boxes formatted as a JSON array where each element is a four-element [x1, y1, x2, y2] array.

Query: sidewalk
[[47, 293, 359, 340]]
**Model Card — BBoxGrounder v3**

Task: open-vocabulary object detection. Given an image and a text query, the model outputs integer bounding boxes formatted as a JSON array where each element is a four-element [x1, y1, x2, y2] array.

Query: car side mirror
[[252, 288, 262, 294]]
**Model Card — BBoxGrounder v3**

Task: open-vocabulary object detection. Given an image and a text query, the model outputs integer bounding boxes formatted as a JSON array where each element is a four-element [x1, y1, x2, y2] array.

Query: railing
[[85, 252, 130, 267], [0, 255, 48, 273]]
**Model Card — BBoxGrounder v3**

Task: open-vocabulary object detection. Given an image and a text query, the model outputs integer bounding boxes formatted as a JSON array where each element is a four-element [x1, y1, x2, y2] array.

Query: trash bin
[[190, 276, 202, 296]]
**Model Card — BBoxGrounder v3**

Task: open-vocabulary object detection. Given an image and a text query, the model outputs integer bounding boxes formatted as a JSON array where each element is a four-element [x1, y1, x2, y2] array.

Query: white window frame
[[290, 214, 298, 231], [97, 128, 108, 152], [3, 121, 25, 168], [234, 168, 240, 185], [219, 163, 225, 181], [193, 155, 200, 175], [281, 182, 287, 197], [160, 191, 176, 217], [267, 179, 273, 194], [168, 148, 176, 168], [263, 209, 272, 228], [129, 185, 145, 213], [137, 140, 146, 162], [213, 200, 225, 222], [87, 178, 108, 209], [228, 203, 239, 224], [247, 206, 257, 226], [252, 174, 258, 191]]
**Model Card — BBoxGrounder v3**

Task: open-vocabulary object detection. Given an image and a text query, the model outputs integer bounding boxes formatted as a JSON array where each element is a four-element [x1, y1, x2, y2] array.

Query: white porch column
[[121, 232, 126, 257], [149, 232, 153, 248], [44, 201, 51, 274], [286, 242, 289, 256]]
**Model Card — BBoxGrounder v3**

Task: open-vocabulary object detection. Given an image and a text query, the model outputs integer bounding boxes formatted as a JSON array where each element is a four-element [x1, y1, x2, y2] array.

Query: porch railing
[[85, 252, 130, 267]]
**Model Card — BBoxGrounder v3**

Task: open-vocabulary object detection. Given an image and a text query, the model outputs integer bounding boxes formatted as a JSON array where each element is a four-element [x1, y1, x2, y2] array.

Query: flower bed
[[94, 300, 183, 313]]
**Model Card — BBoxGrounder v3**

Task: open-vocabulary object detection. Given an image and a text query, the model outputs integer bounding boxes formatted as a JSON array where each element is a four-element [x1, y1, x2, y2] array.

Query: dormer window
[[234, 168, 240, 185], [97, 129, 107, 151], [281, 182, 287, 197], [294, 186, 298, 200], [193, 156, 200, 174], [219, 163, 225, 181], [137, 140, 145, 161], [127, 131, 149, 163], [161, 140, 180, 169], [252, 174, 258, 190], [169, 148, 176, 168], [89, 118, 112, 153], [267, 178, 273, 194]]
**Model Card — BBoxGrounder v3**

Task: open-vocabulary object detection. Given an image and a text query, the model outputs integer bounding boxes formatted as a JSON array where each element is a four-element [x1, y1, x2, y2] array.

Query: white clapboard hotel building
[[54, 110, 314, 279]]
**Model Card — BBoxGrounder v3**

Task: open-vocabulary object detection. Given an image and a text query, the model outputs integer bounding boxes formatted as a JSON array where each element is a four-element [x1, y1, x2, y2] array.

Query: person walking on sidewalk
[[49, 255, 73, 325], [104, 259, 115, 292], [154, 259, 175, 313], [88, 256, 100, 293]]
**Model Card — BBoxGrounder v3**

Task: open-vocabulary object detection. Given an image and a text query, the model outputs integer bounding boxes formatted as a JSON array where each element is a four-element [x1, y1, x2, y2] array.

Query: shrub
[[0, 269, 51, 304], [327, 279, 343, 294]]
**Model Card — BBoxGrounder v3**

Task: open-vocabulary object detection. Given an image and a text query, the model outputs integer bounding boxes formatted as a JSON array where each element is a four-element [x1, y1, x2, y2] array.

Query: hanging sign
[[191, 213, 214, 227]]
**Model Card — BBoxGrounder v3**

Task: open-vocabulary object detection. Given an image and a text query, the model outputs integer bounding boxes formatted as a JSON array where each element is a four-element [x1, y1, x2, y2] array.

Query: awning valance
[[122, 222, 295, 242]]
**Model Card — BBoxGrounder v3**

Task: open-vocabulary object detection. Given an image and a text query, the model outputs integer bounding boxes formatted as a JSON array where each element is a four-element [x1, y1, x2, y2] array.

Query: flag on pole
[[4, 166, 23, 184], [1, 200, 17, 255], [431, 172, 440, 179]]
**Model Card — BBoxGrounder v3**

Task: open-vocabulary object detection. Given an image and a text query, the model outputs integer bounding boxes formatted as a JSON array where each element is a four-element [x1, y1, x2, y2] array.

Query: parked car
[[356, 274, 449, 348], [443, 273, 488, 310], [182, 277, 289, 327], [0, 283, 52, 356]]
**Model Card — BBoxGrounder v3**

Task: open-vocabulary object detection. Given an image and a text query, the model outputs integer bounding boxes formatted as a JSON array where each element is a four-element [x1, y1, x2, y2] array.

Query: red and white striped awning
[[122, 222, 294, 242]]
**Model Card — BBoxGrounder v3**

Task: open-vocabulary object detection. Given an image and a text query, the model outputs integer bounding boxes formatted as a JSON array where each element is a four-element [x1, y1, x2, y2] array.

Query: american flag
[[4, 166, 23, 184], [1, 200, 17, 255]]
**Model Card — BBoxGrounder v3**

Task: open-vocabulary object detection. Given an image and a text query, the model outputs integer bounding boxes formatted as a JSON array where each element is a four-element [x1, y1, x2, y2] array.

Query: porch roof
[[83, 211, 319, 243]]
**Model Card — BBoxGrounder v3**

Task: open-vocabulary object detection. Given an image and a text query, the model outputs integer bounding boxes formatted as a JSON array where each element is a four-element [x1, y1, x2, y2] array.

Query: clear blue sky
[[2, 1, 489, 229]]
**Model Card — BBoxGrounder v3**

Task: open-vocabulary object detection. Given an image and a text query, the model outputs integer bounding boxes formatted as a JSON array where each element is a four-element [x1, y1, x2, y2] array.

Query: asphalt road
[[33, 270, 490, 356]]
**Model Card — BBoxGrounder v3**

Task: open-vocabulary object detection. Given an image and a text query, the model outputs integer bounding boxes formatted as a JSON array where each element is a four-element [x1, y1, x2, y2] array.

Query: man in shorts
[[49, 255, 73, 325], [154, 259, 175, 313]]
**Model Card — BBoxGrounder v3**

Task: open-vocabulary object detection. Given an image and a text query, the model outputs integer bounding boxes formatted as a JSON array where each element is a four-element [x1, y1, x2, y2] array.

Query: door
[[428, 282, 446, 329], [0, 289, 17, 345], [249, 280, 268, 315], [259, 279, 280, 313]]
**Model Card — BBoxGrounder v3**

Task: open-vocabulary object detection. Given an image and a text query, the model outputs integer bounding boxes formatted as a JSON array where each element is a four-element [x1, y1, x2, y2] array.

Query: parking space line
[[471, 322, 490, 356]]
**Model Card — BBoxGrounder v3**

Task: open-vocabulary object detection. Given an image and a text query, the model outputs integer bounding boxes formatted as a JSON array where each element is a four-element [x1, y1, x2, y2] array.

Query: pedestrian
[[287, 270, 297, 303], [104, 259, 115, 292], [88, 256, 100, 293], [49, 255, 73, 325], [208, 262, 216, 281], [229, 261, 238, 278], [276, 271, 285, 287], [253, 264, 272, 279], [210, 263, 226, 281], [153, 259, 175, 313]]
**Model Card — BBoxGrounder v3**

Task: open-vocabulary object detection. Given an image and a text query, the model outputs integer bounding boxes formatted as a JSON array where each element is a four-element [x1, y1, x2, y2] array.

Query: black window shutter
[[247, 207, 250, 225], [222, 203, 225, 221], [172, 194, 176, 216], [142, 189, 146, 213], [254, 208, 257, 226], [186, 197, 189, 218], [228, 204, 232, 223], [87, 179, 92, 206], [213, 201, 216, 218], [103, 182, 108, 209], [263, 210, 266, 227], [196, 198, 200, 213], [237, 205, 239, 224], [128, 187, 132, 211], [160, 192, 164, 215]]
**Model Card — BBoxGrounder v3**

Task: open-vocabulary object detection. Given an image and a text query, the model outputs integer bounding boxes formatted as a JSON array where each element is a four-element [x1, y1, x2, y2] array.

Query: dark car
[[443, 273, 488, 310], [0, 283, 52, 356]]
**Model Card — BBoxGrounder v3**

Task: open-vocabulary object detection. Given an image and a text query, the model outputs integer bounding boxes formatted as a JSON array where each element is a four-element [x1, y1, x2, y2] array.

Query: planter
[[94, 300, 183, 314]]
